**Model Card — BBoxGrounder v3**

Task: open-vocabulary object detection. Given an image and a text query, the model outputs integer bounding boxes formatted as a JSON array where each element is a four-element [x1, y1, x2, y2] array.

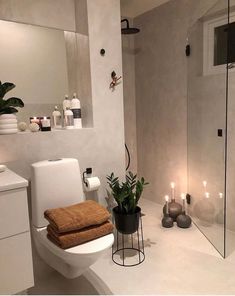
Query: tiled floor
[[28, 199, 235, 295]]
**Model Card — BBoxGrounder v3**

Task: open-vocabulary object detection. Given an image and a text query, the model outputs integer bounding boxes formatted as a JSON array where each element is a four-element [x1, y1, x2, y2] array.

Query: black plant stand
[[112, 214, 145, 267]]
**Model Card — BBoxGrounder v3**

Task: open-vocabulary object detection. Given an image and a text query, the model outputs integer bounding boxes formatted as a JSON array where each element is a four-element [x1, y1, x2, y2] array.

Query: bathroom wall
[[134, 0, 217, 203], [122, 17, 138, 173], [0, 0, 125, 206], [120, 0, 171, 18]]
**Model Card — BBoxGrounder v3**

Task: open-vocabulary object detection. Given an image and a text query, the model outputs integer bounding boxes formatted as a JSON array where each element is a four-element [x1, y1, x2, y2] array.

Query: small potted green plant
[[0, 81, 24, 134], [107, 172, 148, 234]]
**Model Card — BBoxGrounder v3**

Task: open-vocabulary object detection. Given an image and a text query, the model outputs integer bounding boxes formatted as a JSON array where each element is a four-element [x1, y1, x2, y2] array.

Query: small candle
[[203, 181, 207, 188], [181, 193, 186, 212], [170, 182, 175, 201], [41, 116, 51, 132], [165, 195, 169, 214], [30, 116, 40, 124], [219, 193, 223, 199], [205, 192, 210, 198]]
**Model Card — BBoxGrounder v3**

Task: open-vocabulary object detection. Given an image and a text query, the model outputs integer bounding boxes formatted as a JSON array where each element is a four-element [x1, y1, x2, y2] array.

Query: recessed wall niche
[[0, 17, 93, 128]]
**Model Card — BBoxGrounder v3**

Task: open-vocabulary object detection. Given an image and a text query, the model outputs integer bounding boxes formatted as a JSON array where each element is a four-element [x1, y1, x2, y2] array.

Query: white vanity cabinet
[[0, 169, 34, 294]]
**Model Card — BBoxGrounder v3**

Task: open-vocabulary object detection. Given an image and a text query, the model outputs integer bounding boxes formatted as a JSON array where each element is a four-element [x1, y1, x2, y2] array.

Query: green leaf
[[106, 171, 148, 214], [0, 107, 18, 114], [3, 97, 24, 108], [0, 82, 15, 99]]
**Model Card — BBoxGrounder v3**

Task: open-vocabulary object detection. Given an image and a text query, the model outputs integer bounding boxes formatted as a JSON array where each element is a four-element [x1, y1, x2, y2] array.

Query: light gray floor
[[28, 199, 235, 295]]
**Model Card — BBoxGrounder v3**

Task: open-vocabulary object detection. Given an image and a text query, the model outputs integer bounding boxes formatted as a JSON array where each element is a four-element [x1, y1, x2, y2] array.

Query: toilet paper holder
[[82, 168, 92, 187]]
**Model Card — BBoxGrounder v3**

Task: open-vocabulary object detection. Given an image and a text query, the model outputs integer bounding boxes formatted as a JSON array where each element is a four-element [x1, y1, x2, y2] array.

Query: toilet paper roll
[[85, 177, 101, 192]]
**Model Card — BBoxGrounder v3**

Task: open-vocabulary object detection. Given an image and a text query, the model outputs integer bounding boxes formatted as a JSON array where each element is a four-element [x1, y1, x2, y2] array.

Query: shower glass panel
[[187, 0, 228, 257], [226, 0, 235, 258]]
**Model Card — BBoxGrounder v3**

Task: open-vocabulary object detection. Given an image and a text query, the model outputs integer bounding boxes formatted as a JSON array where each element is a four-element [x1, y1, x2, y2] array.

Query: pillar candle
[[165, 195, 169, 214], [170, 182, 175, 202]]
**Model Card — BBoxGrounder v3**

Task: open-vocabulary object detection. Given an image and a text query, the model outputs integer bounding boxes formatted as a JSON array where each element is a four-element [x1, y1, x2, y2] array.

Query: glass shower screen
[[187, 0, 229, 257]]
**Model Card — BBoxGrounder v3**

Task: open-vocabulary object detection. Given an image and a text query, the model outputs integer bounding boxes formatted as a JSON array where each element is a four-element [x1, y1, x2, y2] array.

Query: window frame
[[203, 12, 235, 75]]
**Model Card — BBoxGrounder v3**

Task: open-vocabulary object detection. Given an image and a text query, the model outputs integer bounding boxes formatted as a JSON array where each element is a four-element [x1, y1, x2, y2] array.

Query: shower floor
[[29, 199, 235, 295]]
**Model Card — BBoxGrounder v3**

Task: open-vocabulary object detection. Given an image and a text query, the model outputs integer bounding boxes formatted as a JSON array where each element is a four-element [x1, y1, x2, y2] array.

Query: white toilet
[[31, 158, 114, 279]]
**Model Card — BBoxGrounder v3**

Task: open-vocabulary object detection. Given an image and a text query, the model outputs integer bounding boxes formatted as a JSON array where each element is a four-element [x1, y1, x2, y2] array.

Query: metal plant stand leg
[[112, 215, 145, 267]]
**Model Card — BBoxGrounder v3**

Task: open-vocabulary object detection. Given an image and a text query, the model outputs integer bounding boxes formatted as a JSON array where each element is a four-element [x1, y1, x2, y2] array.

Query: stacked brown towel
[[47, 221, 113, 249], [44, 200, 113, 249]]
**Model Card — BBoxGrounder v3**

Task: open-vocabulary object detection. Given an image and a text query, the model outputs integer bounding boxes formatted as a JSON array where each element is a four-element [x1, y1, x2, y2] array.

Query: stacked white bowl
[[0, 114, 18, 134]]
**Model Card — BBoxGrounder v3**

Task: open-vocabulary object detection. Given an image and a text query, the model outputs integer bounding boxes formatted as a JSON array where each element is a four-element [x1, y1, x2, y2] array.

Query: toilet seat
[[33, 226, 114, 259]]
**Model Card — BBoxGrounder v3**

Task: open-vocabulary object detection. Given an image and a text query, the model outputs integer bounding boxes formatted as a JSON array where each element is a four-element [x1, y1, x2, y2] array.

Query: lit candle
[[170, 182, 175, 202], [41, 116, 51, 132], [205, 192, 210, 198], [203, 181, 207, 188], [181, 193, 186, 213], [30, 116, 40, 124], [165, 195, 169, 214], [219, 193, 223, 199]]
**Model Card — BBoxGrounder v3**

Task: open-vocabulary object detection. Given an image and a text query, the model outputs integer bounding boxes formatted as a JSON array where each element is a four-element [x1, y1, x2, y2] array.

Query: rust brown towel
[[44, 200, 110, 233], [47, 221, 114, 249]]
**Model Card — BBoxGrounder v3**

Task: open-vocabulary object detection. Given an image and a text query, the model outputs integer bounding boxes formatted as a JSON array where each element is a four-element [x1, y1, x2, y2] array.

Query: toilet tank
[[31, 158, 85, 228]]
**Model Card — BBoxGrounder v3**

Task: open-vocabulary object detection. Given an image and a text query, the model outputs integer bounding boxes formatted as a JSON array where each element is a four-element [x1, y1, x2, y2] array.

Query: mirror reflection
[[0, 20, 78, 123]]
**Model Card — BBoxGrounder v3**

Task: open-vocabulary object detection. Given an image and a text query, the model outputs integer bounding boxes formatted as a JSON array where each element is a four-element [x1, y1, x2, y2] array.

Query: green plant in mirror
[[0, 81, 24, 115], [107, 171, 149, 214]]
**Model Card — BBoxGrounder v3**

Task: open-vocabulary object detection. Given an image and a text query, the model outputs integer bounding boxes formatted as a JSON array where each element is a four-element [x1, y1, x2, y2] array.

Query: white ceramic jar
[[0, 114, 18, 135]]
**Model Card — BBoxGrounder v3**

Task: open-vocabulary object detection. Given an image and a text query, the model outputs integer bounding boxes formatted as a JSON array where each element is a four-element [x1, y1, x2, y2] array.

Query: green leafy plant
[[0, 81, 24, 115], [107, 171, 149, 214]]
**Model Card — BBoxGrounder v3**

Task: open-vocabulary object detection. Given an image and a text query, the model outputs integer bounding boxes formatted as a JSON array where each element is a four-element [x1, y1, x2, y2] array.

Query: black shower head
[[121, 19, 140, 35]]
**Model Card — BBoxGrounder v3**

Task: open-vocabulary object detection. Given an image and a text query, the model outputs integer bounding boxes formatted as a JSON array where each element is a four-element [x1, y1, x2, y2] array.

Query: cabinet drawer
[[0, 188, 30, 239], [0, 232, 34, 294]]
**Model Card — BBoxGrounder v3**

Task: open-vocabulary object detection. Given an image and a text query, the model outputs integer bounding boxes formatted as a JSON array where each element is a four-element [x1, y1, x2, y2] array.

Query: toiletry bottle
[[71, 92, 82, 129], [64, 107, 74, 129], [52, 106, 62, 129], [62, 95, 71, 128]]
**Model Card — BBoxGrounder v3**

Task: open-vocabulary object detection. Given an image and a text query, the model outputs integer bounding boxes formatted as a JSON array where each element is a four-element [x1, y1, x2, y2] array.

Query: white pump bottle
[[71, 93, 82, 129]]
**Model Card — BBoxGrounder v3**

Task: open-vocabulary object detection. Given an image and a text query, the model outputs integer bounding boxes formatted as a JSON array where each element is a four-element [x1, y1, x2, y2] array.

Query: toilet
[[31, 158, 114, 279]]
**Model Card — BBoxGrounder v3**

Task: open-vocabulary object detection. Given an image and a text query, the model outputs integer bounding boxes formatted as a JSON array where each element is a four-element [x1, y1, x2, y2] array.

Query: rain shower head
[[121, 19, 140, 35]]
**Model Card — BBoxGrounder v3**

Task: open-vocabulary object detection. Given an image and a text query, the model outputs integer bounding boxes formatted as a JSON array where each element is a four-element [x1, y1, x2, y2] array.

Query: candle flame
[[205, 192, 210, 198], [203, 181, 207, 187], [170, 182, 175, 189], [165, 195, 169, 202], [181, 193, 186, 200], [219, 193, 223, 199]]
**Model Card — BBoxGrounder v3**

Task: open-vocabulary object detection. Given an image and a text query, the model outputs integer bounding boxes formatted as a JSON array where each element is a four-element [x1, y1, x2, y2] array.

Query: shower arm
[[121, 19, 130, 29]]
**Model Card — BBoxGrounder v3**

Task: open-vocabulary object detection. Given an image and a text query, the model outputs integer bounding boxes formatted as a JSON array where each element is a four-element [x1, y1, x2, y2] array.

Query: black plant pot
[[113, 206, 141, 235]]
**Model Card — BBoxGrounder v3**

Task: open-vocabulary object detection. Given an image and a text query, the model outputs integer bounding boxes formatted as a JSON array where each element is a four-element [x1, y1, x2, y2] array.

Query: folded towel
[[47, 221, 114, 249], [44, 200, 110, 233]]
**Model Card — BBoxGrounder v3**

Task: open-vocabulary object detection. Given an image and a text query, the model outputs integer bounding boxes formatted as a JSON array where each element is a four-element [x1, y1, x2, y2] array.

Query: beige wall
[[0, 0, 76, 31], [122, 17, 138, 173], [0, 0, 125, 207], [120, 0, 170, 18], [133, 0, 217, 203]]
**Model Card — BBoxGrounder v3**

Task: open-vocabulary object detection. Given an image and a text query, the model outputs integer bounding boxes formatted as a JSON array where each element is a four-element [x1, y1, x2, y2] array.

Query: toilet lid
[[34, 227, 114, 257]]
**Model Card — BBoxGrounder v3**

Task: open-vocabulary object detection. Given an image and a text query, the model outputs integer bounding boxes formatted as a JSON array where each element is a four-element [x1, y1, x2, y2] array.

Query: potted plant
[[107, 172, 148, 234], [0, 81, 24, 134]]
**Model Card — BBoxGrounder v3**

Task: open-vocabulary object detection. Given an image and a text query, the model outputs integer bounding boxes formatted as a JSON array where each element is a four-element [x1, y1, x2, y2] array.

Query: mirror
[[0, 19, 92, 127]]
